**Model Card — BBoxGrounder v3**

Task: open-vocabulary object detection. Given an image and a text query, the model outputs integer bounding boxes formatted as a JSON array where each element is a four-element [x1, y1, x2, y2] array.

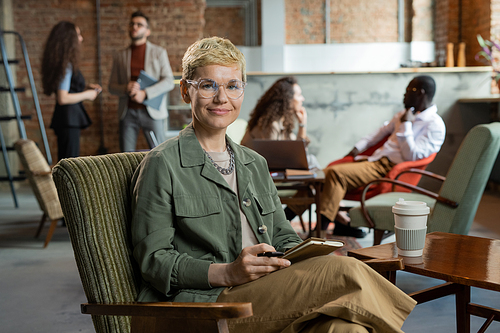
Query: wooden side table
[[273, 170, 325, 238], [348, 232, 500, 333]]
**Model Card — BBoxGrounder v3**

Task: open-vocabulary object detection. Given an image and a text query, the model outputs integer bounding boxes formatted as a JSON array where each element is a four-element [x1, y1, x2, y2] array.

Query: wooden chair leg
[[373, 229, 385, 246], [308, 206, 312, 232], [44, 219, 59, 248], [35, 213, 47, 238], [361, 258, 403, 284], [298, 216, 307, 233]]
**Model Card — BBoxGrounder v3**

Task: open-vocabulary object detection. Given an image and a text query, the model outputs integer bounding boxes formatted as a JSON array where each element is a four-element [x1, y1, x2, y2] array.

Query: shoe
[[332, 221, 367, 238], [311, 215, 333, 232]]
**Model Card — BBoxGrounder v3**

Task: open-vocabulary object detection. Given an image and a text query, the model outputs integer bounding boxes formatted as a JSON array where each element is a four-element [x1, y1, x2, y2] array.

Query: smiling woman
[[181, 65, 244, 145], [129, 36, 416, 333]]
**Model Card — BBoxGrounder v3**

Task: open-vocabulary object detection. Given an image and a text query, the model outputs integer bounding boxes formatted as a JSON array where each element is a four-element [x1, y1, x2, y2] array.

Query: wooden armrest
[[359, 178, 458, 228], [395, 168, 446, 182], [82, 302, 253, 333], [81, 302, 253, 320], [361, 258, 404, 272]]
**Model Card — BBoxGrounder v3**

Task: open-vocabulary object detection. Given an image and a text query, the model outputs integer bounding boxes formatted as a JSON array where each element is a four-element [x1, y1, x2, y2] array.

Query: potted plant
[[476, 35, 500, 93]]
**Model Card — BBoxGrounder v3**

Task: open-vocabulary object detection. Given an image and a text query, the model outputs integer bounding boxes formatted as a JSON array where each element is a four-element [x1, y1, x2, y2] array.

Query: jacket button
[[242, 198, 251, 207], [258, 225, 267, 234]]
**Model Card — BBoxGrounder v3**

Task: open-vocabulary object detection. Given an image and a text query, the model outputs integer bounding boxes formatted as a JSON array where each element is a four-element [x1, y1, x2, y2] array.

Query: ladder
[[0, 30, 52, 207]]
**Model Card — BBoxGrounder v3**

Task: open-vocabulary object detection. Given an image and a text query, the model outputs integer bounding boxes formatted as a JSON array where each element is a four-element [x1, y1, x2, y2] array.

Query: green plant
[[476, 34, 500, 82]]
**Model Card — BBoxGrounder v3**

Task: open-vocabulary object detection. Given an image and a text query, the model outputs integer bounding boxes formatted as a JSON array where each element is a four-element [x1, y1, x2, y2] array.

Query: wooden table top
[[272, 170, 325, 184], [348, 232, 500, 292]]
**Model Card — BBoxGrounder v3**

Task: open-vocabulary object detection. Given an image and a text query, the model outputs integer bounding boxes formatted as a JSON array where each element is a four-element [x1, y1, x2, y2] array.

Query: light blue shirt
[[58, 65, 72, 91]]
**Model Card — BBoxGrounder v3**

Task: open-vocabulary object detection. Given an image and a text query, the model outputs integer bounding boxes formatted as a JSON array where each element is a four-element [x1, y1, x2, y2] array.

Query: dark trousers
[[54, 127, 81, 161]]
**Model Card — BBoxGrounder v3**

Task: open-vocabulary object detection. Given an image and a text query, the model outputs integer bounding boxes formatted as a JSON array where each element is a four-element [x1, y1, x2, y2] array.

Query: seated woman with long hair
[[241, 76, 306, 143], [241, 76, 319, 169], [130, 36, 415, 333]]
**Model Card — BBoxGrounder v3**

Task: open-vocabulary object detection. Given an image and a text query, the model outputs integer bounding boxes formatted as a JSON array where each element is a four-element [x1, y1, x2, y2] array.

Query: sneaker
[[332, 221, 367, 238]]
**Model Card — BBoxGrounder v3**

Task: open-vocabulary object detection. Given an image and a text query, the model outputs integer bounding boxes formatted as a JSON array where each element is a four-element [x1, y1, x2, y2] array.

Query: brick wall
[[434, 0, 450, 66], [462, 0, 491, 66], [333, 0, 399, 43], [435, 0, 493, 67], [285, 0, 325, 44], [204, 7, 245, 45], [11, 0, 500, 162], [203, 1, 262, 46], [13, 0, 205, 160], [285, 0, 399, 44]]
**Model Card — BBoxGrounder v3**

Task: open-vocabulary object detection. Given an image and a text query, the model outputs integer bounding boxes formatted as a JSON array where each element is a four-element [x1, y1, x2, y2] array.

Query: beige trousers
[[217, 255, 416, 333], [288, 158, 395, 222]]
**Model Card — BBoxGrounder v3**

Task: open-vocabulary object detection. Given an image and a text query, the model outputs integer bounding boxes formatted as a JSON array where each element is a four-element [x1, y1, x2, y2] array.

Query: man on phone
[[109, 10, 174, 152], [286, 75, 446, 238]]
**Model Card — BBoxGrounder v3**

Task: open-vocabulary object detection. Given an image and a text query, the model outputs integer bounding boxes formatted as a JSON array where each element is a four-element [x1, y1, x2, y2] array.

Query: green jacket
[[131, 124, 302, 302]]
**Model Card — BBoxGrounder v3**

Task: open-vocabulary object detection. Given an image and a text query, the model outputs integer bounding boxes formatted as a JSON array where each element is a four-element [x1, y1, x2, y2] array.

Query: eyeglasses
[[185, 79, 247, 100]]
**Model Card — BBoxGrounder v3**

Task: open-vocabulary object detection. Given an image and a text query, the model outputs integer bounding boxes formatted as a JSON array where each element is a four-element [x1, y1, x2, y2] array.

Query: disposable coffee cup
[[392, 199, 429, 257]]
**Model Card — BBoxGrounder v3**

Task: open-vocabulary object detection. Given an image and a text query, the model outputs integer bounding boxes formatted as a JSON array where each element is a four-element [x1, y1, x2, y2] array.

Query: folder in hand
[[136, 70, 164, 110]]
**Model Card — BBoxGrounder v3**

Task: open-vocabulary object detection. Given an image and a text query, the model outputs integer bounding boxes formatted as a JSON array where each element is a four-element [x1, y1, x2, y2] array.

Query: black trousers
[[54, 127, 81, 161]]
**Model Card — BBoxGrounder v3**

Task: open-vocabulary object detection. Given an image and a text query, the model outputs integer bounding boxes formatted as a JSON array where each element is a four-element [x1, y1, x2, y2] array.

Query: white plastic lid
[[392, 198, 430, 215]]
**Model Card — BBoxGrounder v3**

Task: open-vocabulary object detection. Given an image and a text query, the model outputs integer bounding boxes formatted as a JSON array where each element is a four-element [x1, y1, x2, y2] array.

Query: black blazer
[[50, 69, 92, 129]]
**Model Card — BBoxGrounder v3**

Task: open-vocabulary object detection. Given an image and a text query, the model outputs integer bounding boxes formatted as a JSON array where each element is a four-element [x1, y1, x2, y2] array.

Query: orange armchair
[[327, 136, 437, 201]]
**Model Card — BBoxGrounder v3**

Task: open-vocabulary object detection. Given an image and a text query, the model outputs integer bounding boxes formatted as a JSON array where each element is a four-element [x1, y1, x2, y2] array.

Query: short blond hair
[[182, 36, 246, 82]]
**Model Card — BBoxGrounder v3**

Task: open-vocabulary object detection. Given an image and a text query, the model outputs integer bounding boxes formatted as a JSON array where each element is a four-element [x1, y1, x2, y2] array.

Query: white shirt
[[354, 105, 446, 164]]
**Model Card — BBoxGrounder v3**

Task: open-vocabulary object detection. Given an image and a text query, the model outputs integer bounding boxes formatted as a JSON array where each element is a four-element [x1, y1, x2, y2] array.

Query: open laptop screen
[[251, 140, 309, 171]]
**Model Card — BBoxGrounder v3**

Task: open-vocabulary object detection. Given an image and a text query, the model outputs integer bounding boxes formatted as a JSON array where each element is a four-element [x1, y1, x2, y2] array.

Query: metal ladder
[[0, 30, 52, 207]]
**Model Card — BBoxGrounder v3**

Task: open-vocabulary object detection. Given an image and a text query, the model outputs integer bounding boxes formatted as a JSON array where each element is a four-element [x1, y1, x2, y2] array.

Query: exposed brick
[[12, 0, 205, 158]]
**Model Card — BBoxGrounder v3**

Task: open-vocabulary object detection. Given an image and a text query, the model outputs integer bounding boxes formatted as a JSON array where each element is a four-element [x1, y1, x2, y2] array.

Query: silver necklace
[[203, 142, 235, 175]]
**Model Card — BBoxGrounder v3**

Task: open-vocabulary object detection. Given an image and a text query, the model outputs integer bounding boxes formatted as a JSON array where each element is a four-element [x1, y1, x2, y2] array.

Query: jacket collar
[[178, 123, 255, 168]]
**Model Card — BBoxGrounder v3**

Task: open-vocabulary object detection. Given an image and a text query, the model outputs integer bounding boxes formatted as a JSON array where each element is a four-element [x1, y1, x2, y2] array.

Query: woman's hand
[[208, 243, 291, 287], [88, 83, 102, 94], [56, 86, 100, 105], [296, 107, 307, 140], [83, 88, 100, 101], [295, 107, 307, 126]]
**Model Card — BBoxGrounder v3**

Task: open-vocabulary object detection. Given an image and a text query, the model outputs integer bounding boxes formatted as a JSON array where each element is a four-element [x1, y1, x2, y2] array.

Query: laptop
[[251, 140, 310, 171]]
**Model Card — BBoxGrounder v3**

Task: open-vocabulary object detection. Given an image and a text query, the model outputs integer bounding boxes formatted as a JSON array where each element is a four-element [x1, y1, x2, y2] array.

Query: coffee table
[[348, 232, 500, 333]]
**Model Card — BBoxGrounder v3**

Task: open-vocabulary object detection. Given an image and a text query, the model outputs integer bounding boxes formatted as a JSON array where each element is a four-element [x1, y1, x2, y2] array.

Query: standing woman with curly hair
[[41, 21, 101, 161], [241, 76, 308, 148]]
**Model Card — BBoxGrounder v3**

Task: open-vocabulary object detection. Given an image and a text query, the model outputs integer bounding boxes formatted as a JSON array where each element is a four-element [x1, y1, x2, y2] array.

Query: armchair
[[52, 152, 252, 333], [327, 135, 437, 201], [14, 139, 63, 247], [349, 123, 500, 245]]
